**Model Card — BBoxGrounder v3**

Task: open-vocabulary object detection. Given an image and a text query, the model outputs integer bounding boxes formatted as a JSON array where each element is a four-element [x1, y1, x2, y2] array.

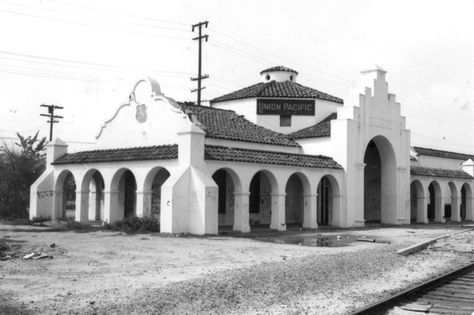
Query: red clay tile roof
[[53, 145, 178, 164], [180, 103, 299, 147], [410, 166, 473, 179], [288, 113, 337, 139], [204, 145, 342, 169], [210, 81, 343, 104], [260, 66, 298, 75], [413, 147, 474, 161]]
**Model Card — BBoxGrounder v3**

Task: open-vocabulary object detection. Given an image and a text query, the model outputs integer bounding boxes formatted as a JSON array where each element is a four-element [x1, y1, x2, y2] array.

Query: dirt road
[[1, 222, 472, 314]]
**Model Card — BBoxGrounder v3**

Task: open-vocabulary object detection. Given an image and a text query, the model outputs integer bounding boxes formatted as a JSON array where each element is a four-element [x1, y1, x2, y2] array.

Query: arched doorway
[[55, 170, 76, 220], [317, 176, 331, 225], [363, 136, 397, 224], [212, 169, 239, 228], [82, 170, 105, 222], [143, 168, 170, 220], [249, 171, 275, 228], [285, 174, 304, 227], [448, 182, 459, 221], [317, 175, 340, 226], [427, 181, 442, 222], [410, 180, 425, 223], [111, 169, 137, 220]]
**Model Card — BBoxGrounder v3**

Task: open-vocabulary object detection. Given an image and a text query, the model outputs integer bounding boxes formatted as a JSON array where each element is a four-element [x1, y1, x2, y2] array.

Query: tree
[[0, 131, 47, 219]]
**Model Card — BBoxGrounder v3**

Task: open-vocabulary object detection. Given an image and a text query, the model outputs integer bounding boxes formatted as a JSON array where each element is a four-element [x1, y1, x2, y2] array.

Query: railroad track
[[352, 262, 474, 315]]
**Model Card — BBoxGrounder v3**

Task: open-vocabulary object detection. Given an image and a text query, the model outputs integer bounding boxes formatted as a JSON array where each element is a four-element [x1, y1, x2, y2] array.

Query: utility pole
[[40, 104, 63, 141], [191, 21, 209, 106]]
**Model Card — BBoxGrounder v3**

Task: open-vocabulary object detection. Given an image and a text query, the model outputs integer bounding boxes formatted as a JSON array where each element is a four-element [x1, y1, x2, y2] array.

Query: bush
[[31, 216, 51, 224], [106, 216, 160, 233]]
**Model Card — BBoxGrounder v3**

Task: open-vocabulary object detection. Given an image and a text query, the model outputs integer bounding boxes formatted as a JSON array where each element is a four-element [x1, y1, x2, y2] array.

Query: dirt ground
[[0, 221, 473, 315]]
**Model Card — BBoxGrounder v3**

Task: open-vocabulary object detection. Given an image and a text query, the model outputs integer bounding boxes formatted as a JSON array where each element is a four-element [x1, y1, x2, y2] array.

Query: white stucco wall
[[211, 99, 257, 122], [416, 155, 466, 170], [296, 137, 332, 157], [95, 78, 189, 150]]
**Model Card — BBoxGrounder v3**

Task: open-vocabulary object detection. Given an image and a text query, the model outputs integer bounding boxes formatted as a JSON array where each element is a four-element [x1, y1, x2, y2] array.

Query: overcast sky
[[0, 0, 473, 153]]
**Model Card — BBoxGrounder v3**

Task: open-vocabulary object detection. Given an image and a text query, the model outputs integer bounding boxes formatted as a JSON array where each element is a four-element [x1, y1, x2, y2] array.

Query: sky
[[0, 0, 473, 154]]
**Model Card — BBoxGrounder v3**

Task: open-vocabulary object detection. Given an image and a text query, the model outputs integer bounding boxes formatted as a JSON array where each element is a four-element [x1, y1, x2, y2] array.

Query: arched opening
[[55, 170, 76, 220], [317, 176, 331, 225], [212, 168, 240, 228], [461, 183, 472, 221], [111, 169, 137, 220], [249, 171, 275, 228], [363, 136, 397, 224], [143, 167, 171, 220], [410, 180, 424, 223], [80, 170, 105, 222], [285, 174, 304, 227], [427, 181, 442, 222]]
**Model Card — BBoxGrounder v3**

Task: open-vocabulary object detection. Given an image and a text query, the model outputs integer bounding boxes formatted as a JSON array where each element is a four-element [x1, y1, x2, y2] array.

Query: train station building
[[29, 66, 474, 234]]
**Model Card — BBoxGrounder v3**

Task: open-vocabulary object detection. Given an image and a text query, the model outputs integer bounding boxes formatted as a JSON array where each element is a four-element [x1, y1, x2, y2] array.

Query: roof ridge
[[414, 146, 474, 157], [64, 144, 177, 155], [205, 144, 332, 160]]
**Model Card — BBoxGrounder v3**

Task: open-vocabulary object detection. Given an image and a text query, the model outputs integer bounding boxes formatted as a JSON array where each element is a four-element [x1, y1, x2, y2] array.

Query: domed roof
[[259, 66, 298, 75]]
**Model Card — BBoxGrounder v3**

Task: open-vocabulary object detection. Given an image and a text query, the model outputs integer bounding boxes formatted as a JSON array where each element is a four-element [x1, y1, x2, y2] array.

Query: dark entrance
[[364, 140, 381, 223]]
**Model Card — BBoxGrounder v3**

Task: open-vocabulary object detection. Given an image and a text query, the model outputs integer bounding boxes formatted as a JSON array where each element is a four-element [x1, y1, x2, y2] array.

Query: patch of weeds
[[105, 216, 160, 233], [65, 220, 91, 230], [30, 216, 51, 226]]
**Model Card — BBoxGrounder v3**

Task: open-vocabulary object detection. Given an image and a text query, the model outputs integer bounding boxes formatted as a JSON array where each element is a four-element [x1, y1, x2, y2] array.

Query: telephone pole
[[40, 104, 63, 141], [191, 20, 209, 106]]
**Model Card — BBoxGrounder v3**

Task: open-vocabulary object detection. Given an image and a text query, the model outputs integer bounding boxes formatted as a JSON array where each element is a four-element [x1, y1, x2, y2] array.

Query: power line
[[0, 8, 190, 40], [49, 0, 189, 27], [0, 0, 189, 33]]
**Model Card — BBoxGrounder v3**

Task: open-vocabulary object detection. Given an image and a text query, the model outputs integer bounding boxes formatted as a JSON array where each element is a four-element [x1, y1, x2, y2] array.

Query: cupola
[[260, 66, 298, 83]]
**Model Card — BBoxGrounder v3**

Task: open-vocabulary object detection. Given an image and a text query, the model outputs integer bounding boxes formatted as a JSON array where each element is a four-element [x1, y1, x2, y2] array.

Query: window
[[280, 115, 291, 127]]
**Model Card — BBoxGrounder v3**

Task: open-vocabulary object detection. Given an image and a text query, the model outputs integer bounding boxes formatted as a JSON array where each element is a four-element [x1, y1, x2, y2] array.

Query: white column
[[136, 190, 152, 217], [270, 193, 286, 231], [75, 190, 90, 223], [434, 196, 446, 223], [354, 163, 366, 226], [233, 192, 250, 233], [52, 190, 63, 220], [303, 193, 317, 229], [466, 197, 474, 221], [451, 196, 461, 222], [416, 196, 428, 224], [88, 191, 97, 221], [103, 190, 119, 223], [331, 194, 343, 227]]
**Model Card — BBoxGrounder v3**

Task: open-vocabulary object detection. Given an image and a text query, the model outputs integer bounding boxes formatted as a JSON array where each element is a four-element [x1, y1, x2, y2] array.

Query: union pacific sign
[[256, 99, 315, 115]]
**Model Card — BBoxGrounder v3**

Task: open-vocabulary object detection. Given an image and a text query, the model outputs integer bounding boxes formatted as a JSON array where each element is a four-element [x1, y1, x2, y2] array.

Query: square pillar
[[331, 194, 343, 227], [450, 196, 461, 222], [233, 192, 250, 233], [88, 191, 97, 221], [75, 190, 90, 223], [136, 190, 152, 217], [270, 193, 286, 231], [104, 190, 120, 223], [303, 194, 317, 229], [434, 196, 446, 223], [416, 197, 428, 224], [466, 197, 474, 221]]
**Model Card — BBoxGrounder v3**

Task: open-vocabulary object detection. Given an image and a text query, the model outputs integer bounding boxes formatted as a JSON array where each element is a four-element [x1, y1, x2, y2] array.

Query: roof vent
[[260, 66, 298, 83]]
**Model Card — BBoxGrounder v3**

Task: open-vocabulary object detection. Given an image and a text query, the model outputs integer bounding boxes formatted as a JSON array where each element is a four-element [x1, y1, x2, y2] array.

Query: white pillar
[[270, 193, 286, 231], [466, 197, 474, 221], [88, 191, 97, 221], [332, 194, 343, 227], [354, 163, 366, 226], [434, 196, 446, 223], [233, 192, 250, 233], [416, 196, 428, 224], [303, 193, 317, 229], [104, 190, 120, 223], [75, 190, 89, 223], [52, 190, 63, 220], [451, 196, 461, 222], [136, 190, 152, 217]]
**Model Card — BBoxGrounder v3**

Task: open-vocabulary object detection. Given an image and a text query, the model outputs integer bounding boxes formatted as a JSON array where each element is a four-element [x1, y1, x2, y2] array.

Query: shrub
[[31, 216, 51, 224], [106, 216, 160, 233]]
